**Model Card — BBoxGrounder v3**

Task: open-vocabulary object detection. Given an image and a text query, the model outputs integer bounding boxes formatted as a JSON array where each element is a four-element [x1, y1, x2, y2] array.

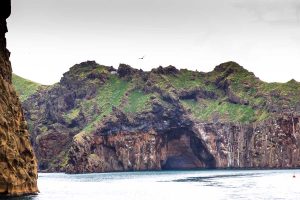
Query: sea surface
[[2, 170, 300, 200]]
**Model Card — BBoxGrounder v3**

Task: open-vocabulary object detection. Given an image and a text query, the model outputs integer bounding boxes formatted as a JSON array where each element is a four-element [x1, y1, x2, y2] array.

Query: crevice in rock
[[161, 127, 216, 170]]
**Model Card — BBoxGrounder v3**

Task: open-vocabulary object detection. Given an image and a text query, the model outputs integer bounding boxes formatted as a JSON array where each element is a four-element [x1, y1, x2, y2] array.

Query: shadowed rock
[[0, 0, 38, 196]]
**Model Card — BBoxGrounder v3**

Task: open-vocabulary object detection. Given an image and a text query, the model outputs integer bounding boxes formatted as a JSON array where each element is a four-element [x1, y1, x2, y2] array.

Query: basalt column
[[0, 0, 39, 196]]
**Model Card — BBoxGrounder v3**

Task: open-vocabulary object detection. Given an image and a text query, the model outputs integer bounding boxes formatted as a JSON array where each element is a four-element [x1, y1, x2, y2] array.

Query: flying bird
[[139, 56, 145, 60]]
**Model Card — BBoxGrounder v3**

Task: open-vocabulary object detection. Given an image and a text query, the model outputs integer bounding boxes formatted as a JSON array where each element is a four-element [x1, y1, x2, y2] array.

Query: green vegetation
[[13, 61, 300, 127], [57, 150, 70, 168], [78, 65, 109, 79], [82, 75, 130, 133], [256, 110, 270, 122], [206, 62, 300, 111], [124, 90, 152, 113], [151, 70, 218, 96], [64, 108, 80, 124], [20, 61, 300, 172], [209, 63, 262, 106], [182, 99, 256, 123], [260, 80, 300, 106], [166, 69, 215, 91], [12, 73, 43, 101]]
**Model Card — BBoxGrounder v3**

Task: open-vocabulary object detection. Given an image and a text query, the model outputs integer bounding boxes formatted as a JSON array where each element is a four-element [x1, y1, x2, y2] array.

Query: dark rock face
[[151, 65, 179, 75], [0, 1, 11, 84], [67, 130, 214, 173], [66, 112, 300, 173], [117, 64, 140, 78], [193, 115, 300, 168], [22, 61, 112, 171], [0, 0, 38, 195], [66, 103, 216, 173], [16, 60, 300, 173]]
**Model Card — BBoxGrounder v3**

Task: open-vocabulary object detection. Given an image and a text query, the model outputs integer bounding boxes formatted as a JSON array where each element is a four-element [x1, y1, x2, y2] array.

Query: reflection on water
[[0, 195, 36, 200], [173, 172, 260, 182], [1, 169, 300, 200], [172, 172, 261, 189]]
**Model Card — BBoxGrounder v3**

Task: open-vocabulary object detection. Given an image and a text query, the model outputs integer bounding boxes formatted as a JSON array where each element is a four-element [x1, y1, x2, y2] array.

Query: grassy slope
[[84, 75, 130, 131], [165, 69, 216, 92], [169, 63, 299, 123], [12, 73, 43, 101], [12, 62, 300, 170], [74, 75, 131, 141], [13, 62, 300, 128], [124, 90, 152, 113], [181, 99, 257, 123]]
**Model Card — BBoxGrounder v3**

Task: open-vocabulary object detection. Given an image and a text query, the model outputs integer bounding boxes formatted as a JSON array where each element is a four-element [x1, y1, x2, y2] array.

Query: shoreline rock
[[0, 0, 38, 196]]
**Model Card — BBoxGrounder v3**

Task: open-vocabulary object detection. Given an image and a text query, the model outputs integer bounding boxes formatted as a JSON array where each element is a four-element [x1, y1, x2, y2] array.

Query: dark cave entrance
[[161, 127, 216, 170]]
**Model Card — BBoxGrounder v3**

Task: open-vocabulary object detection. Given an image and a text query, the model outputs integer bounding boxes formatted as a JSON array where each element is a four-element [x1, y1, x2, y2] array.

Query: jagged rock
[[227, 89, 249, 105], [21, 62, 112, 171], [117, 64, 139, 78], [0, 0, 38, 196], [193, 115, 300, 168], [67, 104, 215, 173], [151, 65, 179, 75], [213, 61, 251, 74], [13, 59, 300, 173], [66, 110, 300, 172], [179, 88, 218, 100]]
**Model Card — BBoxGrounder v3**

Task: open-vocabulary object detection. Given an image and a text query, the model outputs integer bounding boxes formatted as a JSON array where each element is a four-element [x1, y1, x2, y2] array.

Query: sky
[[6, 0, 300, 85]]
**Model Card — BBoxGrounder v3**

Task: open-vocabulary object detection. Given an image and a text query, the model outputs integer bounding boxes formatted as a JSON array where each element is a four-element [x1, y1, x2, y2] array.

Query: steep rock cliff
[[0, 0, 38, 195], [15, 60, 300, 173], [67, 104, 300, 172]]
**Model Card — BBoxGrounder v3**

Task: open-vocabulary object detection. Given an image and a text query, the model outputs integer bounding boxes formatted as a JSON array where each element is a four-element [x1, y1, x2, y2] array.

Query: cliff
[[0, 0, 38, 195], [15, 60, 300, 173]]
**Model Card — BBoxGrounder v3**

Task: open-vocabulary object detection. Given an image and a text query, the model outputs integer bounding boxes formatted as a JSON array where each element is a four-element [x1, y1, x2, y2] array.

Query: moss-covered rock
[[14, 60, 300, 172]]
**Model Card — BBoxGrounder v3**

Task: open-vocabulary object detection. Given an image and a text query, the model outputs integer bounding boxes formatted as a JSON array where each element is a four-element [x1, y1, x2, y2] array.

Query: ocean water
[[2, 170, 300, 200]]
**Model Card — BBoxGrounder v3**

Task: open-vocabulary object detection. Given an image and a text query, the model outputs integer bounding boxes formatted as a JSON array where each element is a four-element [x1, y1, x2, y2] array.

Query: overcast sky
[[7, 0, 300, 85]]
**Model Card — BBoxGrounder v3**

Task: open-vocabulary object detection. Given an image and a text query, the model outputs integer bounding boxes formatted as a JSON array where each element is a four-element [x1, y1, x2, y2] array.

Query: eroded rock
[[15, 61, 300, 173], [0, 0, 38, 195]]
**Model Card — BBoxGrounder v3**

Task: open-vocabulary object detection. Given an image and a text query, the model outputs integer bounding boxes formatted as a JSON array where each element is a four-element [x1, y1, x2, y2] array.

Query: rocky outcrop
[[151, 65, 179, 75], [117, 64, 139, 78], [21, 61, 112, 171], [15, 59, 300, 173], [66, 107, 300, 173], [0, 0, 38, 196], [194, 115, 300, 168], [67, 106, 215, 173]]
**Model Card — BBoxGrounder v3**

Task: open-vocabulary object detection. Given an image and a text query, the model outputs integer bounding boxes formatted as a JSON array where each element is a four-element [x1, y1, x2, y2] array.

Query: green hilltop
[[12, 73, 44, 101], [12, 61, 300, 171], [15, 61, 300, 126]]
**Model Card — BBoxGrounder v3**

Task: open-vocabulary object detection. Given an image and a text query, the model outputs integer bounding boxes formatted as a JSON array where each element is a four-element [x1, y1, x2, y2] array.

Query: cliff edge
[[0, 0, 38, 196], [16, 60, 300, 173]]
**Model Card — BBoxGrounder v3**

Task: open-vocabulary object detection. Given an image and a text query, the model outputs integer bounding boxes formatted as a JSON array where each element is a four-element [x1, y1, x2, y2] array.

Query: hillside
[[15, 61, 300, 172], [12, 73, 44, 101]]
